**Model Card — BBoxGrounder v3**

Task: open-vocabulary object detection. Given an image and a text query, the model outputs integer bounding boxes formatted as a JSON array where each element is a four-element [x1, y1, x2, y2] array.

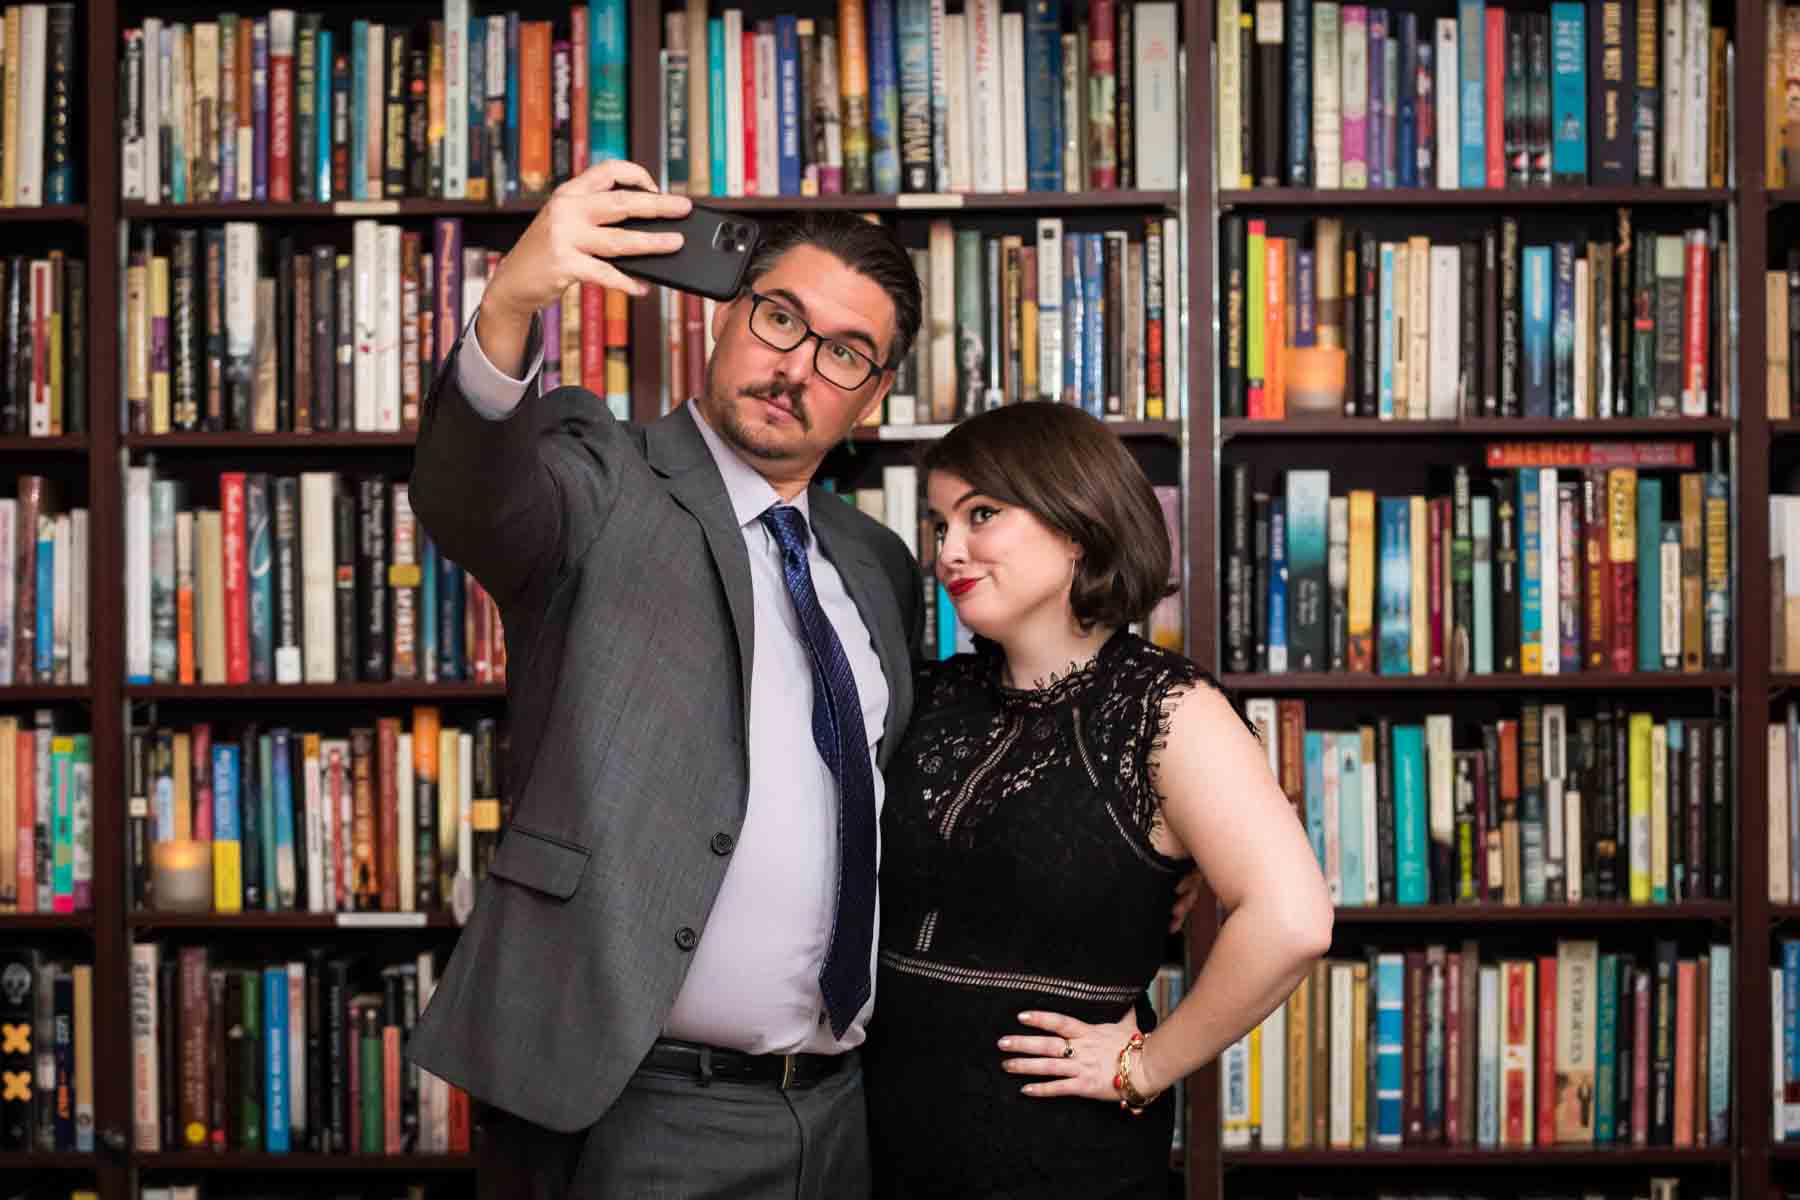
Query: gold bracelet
[[1112, 1033, 1153, 1115]]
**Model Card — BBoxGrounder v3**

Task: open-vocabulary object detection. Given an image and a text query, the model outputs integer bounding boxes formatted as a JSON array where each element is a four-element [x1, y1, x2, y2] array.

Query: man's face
[[697, 244, 898, 472]]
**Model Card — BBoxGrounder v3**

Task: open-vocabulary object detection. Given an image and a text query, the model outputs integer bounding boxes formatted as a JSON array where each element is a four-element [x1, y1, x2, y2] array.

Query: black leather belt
[[643, 1038, 851, 1089]]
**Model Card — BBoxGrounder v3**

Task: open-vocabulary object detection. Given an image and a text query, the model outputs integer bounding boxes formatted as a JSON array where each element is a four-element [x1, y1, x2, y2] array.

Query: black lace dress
[[865, 630, 1211, 1199]]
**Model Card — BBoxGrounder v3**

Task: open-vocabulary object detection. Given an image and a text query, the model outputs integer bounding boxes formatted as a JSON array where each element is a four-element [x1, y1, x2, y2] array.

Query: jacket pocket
[[488, 825, 590, 900]]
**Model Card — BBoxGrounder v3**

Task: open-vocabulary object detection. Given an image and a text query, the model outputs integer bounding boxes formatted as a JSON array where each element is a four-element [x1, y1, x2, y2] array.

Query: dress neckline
[[985, 628, 1130, 713]]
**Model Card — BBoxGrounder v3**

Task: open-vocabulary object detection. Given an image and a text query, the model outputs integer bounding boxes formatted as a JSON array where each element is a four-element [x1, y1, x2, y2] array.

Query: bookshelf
[[0, 1, 1209, 1199]]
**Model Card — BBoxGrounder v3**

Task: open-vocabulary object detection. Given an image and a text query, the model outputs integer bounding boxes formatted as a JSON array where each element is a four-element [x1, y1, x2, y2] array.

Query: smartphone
[[613, 204, 762, 301]]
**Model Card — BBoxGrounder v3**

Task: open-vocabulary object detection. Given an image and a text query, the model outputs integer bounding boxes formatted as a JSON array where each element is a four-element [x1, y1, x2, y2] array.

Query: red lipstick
[[945, 578, 978, 598]]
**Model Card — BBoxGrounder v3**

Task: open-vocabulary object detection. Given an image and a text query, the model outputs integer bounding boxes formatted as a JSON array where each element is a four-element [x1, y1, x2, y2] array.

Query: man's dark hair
[[743, 211, 923, 370], [922, 402, 1175, 632]]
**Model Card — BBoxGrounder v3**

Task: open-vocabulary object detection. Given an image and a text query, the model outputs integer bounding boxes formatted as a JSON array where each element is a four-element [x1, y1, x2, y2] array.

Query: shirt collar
[[685, 398, 812, 532]]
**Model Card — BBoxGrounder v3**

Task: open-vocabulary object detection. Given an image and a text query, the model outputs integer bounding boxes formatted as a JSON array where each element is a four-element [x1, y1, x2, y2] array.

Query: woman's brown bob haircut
[[921, 402, 1176, 632]]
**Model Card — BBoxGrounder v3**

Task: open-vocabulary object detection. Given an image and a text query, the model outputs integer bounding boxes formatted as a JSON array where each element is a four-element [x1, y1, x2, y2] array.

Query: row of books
[[0, 253, 84, 436], [123, 219, 628, 435], [129, 944, 471, 1156], [128, 713, 507, 917], [1216, 0, 1728, 190], [1221, 461, 1733, 677], [124, 470, 503, 688], [658, 0, 1179, 199], [1219, 213, 1727, 422], [1247, 698, 1732, 908], [2, 476, 88, 687], [120, 3, 628, 206], [1220, 940, 1732, 1151], [0, 713, 89, 915], [0, 5, 76, 206], [0, 950, 90, 1152], [1765, 254, 1800, 420]]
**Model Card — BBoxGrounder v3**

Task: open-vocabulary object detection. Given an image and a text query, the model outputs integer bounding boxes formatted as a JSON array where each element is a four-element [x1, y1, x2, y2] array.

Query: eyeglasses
[[745, 291, 891, 391]]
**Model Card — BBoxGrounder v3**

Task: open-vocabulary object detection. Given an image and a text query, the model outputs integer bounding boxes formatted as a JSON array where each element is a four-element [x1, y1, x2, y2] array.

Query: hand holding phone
[[612, 203, 762, 301]]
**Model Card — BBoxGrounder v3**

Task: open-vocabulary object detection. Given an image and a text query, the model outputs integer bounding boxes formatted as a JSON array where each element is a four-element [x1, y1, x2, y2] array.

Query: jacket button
[[710, 832, 735, 855], [675, 926, 698, 951]]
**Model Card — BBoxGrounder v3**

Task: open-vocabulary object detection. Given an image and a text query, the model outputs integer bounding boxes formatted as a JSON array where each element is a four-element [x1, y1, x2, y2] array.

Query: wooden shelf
[[1769, 189, 1800, 210], [0, 1151, 95, 1168], [126, 682, 505, 700], [1222, 671, 1734, 693], [1332, 901, 1731, 925], [0, 912, 95, 931], [136, 1151, 477, 1171], [1219, 187, 1731, 208], [131, 910, 461, 929], [1774, 419, 1800, 439], [1222, 1147, 1732, 1167], [850, 419, 1181, 444], [0, 204, 87, 223], [127, 431, 419, 450], [125, 199, 544, 220], [0, 434, 88, 452], [1220, 417, 1732, 439], [0, 685, 91, 702]]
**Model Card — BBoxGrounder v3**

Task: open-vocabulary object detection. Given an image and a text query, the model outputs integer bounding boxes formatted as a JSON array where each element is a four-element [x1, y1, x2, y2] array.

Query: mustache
[[741, 379, 809, 426]]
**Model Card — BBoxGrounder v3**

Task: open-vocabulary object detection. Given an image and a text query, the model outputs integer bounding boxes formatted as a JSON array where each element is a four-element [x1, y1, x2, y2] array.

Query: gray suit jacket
[[405, 336, 923, 1133]]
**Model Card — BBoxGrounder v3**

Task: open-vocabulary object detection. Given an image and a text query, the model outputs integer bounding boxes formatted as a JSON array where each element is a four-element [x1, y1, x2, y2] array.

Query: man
[[406, 158, 924, 1198]]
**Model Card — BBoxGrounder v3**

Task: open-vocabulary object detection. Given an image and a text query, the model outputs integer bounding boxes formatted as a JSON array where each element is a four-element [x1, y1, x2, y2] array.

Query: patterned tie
[[759, 503, 878, 1039]]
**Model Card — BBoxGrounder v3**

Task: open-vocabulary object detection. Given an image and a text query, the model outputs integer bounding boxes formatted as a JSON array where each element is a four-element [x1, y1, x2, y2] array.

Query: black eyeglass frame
[[743, 290, 895, 390]]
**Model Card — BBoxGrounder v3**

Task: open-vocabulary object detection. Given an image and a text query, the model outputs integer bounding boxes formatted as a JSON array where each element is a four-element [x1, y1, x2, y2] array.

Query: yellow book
[[1770, 0, 1786, 187], [150, 255, 171, 433], [1409, 495, 1427, 675], [1628, 712, 1653, 902], [171, 732, 191, 841], [1350, 961, 1368, 1147], [1347, 491, 1376, 672], [1247, 1022, 1262, 1144], [1286, 975, 1311, 1147], [1680, 472, 1703, 671]]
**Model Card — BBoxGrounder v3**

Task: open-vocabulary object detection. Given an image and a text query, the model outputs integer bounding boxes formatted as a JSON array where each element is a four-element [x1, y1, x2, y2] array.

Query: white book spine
[[1662, 0, 1683, 186], [1564, 786, 1584, 901], [1329, 962, 1353, 1146], [968, 0, 1003, 193], [1036, 218, 1063, 400], [304, 741, 325, 911], [722, 8, 744, 196], [299, 473, 336, 683], [1001, 13, 1027, 192], [1407, 241, 1430, 417], [353, 220, 378, 430], [755, 28, 778, 195], [398, 732, 415, 912], [1434, 18, 1459, 189], [1312, 3, 1343, 189], [1476, 963, 1501, 1146], [126, 467, 153, 682], [1544, 704, 1567, 895], [1217, 0, 1243, 189], [883, 465, 919, 557], [1426, 712, 1454, 872], [457, 730, 475, 878], [124, 26, 146, 200], [1574, 257, 1592, 417], [444, 0, 469, 197], [1685, 0, 1708, 187], [377, 223, 402, 431], [130, 942, 161, 1149], [1060, 31, 1081, 190], [1661, 535, 1683, 663], [1773, 723, 1791, 903], [0, 499, 16, 684], [1219, 1035, 1252, 1147], [1135, 2, 1179, 189], [15, 5, 45, 205], [1428, 245, 1460, 418]]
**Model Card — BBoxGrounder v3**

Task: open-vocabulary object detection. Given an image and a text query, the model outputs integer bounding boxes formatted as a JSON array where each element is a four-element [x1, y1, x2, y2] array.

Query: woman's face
[[926, 470, 1081, 640]]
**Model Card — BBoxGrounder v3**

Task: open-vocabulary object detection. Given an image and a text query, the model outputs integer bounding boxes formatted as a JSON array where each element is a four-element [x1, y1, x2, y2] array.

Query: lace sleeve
[[1136, 662, 1254, 842]]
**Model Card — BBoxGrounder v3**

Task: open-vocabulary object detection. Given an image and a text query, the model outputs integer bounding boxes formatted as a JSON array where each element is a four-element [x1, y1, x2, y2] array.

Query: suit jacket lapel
[[646, 409, 756, 737], [809, 490, 913, 770]]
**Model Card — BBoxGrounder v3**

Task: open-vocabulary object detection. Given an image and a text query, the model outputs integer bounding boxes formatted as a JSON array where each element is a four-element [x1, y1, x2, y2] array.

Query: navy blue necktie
[[760, 504, 877, 1039]]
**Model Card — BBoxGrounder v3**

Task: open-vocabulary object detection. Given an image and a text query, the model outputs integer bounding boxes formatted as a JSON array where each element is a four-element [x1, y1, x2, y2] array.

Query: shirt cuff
[[457, 308, 546, 420]]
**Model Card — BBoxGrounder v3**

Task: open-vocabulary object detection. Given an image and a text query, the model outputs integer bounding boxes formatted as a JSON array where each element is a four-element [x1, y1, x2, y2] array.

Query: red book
[[468, 575, 490, 682], [191, 723, 213, 842], [448, 1084, 470, 1152], [328, 743, 349, 911], [682, 293, 706, 404], [582, 283, 605, 386], [1673, 958, 1697, 1145], [1428, 496, 1446, 674], [15, 730, 33, 912], [383, 1023, 402, 1152], [1503, 962, 1529, 1145], [220, 473, 251, 684], [1608, 469, 1637, 673], [1536, 953, 1556, 1146], [570, 6, 589, 174], [1582, 474, 1611, 668], [1681, 233, 1709, 415], [1445, 948, 1463, 1146], [488, 588, 506, 683], [1485, 9, 1507, 186], [1086, 0, 1118, 189], [1404, 949, 1425, 1144], [377, 718, 400, 912], [270, 19, 295, 200], [742, 29, 758, 194]]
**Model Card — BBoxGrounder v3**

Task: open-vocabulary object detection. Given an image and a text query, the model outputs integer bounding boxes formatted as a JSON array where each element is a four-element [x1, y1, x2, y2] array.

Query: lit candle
[[150, 839, 214, 913]]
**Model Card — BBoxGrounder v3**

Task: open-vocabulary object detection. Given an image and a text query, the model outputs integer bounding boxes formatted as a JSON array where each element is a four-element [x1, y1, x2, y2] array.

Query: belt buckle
[[779, 1053, 797, 1089]]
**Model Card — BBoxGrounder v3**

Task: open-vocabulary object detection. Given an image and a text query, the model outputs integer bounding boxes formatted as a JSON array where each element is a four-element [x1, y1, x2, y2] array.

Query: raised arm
[[409, 160, 692, 605]]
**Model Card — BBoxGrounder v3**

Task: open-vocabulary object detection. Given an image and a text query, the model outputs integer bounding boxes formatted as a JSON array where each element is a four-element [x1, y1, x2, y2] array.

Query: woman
[[864, 402, 1332, 1198]]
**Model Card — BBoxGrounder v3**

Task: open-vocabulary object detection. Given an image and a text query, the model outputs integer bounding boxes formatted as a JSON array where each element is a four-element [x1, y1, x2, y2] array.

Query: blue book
[[221, 19, 239, 200], [1550, 2, 1587, 182], [439, 556, 464, 680], [1707, 944, 1730, 1143], [1472, 494, 1494, 673], [420, 534, 439, 681], [1303, 731, 1327, 872], [1338, 733, 1365, 904], [1374, 953, 1405, 1144], [1552, 241, 1576, 417], [1284, 469, 1331, 671], [1396, 13, 1418, 187], [1392, 724, 1429, 902], [252, 19, 269, 201], [247, 476, 274, 683], [1378, 243, 1397, 417], [505, 12, 521, 198], [936, 581, 958, 660], [1024, 0, 1064, 189], [867, 0, 901, 193], [271, 729, 297, 910], [1378, 497, 1411, 674], [1285, 0, 1312, 185], [1424, 953, 1444, 1129], [50, 743, 71, 907], [895, 0, 932, 192], [1268, 499, 1289, 672], [34, 522, 52, 679], [1368, 10, 1388, 189], [1595, 952, 1618, 1144], [1459, 0, 1486, 186], [315, 29, 334, 199], [1665, 720, 1684, 897], [1636, 476, 1663, 669], [350, 20, 369, 199], [1785, 939, 1800, 1139], [467, 19, 486, 197], [776, 15, 801, 195], [708, 19, 728, 193], [212, 743, 242, 910], [264, 966, 289, 1152], [1518, 472, 1543, 672], [1081, 234, 1104, 415], [591, 0, 627, 161], [1063, 231, 1084, 403], [1295, 249, 1316, 346], [259, 733, 276, 911], [1522, 245, 1552, 417]]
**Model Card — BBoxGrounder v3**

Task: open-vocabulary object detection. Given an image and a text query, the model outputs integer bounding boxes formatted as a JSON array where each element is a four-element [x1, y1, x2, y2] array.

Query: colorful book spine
[[1459, 0, 1487, 186], [1550, 2, 1588, 182]]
